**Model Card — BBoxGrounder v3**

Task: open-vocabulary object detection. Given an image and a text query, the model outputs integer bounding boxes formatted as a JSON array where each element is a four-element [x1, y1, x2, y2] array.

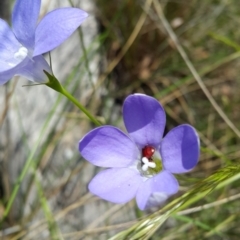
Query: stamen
[[148, 162, 156, 168], [141, 157, 156, 171], [142, 157, 149, 164], [142, 164, 149, 171]]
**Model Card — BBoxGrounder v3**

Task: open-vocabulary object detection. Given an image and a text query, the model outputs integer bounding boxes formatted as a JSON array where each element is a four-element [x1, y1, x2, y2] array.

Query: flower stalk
[[45, 71, 101, 126]]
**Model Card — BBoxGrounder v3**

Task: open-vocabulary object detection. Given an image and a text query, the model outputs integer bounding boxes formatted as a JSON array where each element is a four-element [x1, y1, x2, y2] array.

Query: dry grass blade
[[110, 164, 240, 239], [178, 192, 240, 215]]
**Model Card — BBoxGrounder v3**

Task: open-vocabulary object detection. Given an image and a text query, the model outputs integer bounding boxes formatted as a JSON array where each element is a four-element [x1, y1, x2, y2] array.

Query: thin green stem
[[2, 169, 31, 220], [13, 98, 61, 239], [45, 71, 101, 126], [60, 87, 101, 126], [1, 102, 56, 222], [1, 72, 100, 224], [79, 27, 94, 87], [34, 170, 62, 239], [1, 81, 67, 224]]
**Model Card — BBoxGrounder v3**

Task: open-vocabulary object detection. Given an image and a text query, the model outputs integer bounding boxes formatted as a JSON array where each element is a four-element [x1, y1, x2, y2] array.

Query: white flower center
[[14, 46, 28, 61], [141, 157, 156, 171]]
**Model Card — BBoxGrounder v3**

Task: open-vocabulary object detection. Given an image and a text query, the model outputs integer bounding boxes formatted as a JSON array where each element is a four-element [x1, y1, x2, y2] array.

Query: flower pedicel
[[79, 94, 200, 210]]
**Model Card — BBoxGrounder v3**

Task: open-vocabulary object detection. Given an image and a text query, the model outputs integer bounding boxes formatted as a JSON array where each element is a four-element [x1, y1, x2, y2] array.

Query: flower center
[[140, 145, 162, 177], [7, 46, 29, 68], [14, 46, 28, 61]]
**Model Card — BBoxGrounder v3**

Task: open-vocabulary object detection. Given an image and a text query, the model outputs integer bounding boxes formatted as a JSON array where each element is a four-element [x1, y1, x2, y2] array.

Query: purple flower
[[0, 0, 88, 85], [79, 94, 200, 210]]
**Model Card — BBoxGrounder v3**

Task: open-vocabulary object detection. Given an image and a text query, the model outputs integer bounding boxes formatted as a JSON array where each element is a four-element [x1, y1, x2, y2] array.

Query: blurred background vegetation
[[1, 0, 240, 239]]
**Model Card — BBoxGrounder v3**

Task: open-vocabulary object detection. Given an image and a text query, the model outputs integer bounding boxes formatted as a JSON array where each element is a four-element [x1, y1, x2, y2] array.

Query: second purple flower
[[79, 94, 200, 210]]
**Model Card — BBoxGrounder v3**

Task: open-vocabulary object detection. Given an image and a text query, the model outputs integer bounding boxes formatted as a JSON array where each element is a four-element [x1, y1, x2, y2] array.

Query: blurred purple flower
[[0, 0, 88, 85], [79, 94, 200, 210]]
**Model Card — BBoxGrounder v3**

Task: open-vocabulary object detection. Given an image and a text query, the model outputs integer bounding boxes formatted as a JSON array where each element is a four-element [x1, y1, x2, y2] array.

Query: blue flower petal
[[1, 55, 50, 85], [33, 8, 88, 56], [89, 168, 142, 204], [0, 19, 23, 72], [0, 56, 30, 85], [79, 126, 139, 168], [161, 124, 200, 174], [12, 0, 40, 51], [123, 94, 166, 149], [136, 171, 179, 210], [0, 68, 17, 85], [15, 55, 51, 83]]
